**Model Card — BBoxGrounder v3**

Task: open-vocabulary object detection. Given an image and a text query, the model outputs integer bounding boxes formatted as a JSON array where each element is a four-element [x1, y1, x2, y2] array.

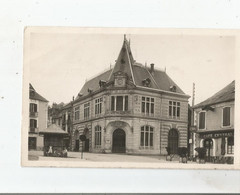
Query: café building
[[192, 81, 235, 159]]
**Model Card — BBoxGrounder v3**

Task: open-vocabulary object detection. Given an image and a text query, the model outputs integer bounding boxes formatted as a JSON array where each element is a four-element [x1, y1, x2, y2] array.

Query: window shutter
[[199, 112, 205, 129], [223, 107, 230, 126], [34, 120, 37, 128], [34, 104, 37, 112]]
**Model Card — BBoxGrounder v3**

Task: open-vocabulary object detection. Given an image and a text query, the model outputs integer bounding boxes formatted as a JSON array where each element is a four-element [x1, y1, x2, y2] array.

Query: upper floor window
[[111, 95, 128, 111], [84, 102, 90, 120], [140, 125, 154, 147], [67, 113, 71, 122], [223, 107, 231, 127], [227, 137, 234, 154], [169, 101, 180, 118], [62, 113, 66, 123], [142, 97, 154, 115], [199, 111, 206, 130], [29, 103, 37, 113], [30, 119, 37, 132], [95, 125, 102, 148], [95, 97, 103, 115], [74, 106, 80, 120]]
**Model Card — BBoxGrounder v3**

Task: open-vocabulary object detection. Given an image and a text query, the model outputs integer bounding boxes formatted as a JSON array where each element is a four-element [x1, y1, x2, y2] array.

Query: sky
[[28, 30, 235, 106]]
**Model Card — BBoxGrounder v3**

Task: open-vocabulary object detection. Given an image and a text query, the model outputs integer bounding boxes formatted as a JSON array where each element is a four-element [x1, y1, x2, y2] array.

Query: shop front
[[198, 129, 234, 162]]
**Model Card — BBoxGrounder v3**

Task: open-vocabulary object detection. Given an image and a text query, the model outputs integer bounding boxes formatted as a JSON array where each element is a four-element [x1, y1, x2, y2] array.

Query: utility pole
[[191, 82, 196, 157], [192, 82, 195, 107]]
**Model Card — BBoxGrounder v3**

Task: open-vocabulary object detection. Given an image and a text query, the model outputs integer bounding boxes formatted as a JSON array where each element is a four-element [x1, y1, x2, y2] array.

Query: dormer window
[[142, 78, 151, 87], [88, 88, 93, 93], [170, 85, 176, 92], [99, 80, 106, 88]]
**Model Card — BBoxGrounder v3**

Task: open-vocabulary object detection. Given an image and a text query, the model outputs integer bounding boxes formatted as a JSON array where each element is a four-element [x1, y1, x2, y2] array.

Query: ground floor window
[[28, 137, 36, 150], [227, 137, 234, 154], [95, 126, 101, 148], [140, 126, 153, 147]]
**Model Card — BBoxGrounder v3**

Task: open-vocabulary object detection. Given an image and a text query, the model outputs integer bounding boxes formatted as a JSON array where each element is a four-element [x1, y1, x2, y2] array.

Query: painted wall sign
[[200, 131, 234, 139]]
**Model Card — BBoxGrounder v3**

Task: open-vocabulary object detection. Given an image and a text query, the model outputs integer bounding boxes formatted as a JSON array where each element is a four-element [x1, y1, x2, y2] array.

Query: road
[[29, 150, 182, 163]]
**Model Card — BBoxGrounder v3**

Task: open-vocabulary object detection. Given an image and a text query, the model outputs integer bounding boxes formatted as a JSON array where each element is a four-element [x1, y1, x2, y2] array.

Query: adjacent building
[[49, 102, 72, 149], [192, 81, 235, 160], [29, 84, 48, 150], [70, 36, 190, 155]]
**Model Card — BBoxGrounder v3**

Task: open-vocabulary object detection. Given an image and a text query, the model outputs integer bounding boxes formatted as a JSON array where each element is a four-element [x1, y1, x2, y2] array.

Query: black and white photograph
[[22, 27, 238, 169]]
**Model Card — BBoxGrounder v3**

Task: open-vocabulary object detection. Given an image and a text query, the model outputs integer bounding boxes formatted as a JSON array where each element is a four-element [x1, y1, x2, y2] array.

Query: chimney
[[150, 63, 154, 73]]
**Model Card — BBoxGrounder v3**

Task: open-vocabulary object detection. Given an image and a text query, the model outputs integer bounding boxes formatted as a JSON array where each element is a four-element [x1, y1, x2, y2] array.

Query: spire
[[108, 35, 135, 84]]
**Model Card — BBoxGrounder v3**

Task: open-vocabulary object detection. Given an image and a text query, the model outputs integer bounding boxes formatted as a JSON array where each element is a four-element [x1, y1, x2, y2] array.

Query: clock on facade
[[117, 78, 123, 85]]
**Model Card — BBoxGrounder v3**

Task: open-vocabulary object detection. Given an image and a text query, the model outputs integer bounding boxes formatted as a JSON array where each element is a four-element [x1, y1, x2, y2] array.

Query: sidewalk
[[28, 150, 197, 163]]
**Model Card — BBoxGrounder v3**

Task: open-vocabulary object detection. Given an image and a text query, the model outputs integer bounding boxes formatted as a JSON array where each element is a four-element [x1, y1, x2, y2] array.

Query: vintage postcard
[[22, 27, 240, 169]]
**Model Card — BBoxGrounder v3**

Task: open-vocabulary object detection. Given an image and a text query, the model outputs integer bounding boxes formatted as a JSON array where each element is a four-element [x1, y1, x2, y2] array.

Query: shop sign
[[200, 131, 233, 139]]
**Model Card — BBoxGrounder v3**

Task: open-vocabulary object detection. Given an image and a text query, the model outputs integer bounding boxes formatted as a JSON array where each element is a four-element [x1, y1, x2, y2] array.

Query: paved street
[[29, 150, 184, 163]]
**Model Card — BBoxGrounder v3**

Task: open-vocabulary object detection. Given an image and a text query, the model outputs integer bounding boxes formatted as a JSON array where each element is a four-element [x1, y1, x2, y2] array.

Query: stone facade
[[70, 36, 190, 155], [71, 89, 189, 155]]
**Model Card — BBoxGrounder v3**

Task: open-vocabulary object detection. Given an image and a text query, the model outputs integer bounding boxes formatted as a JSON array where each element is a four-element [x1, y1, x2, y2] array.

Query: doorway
[[204, 138, 213, 162], [112, 129, 126, 153], [168, 129, 179, 154]]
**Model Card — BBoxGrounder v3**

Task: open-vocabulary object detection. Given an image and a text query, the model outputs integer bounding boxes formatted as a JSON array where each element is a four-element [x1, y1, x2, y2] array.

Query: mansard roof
[[29, 83, 48, 102], [193, 80, 235, 109], [76, 36, 186, 99]]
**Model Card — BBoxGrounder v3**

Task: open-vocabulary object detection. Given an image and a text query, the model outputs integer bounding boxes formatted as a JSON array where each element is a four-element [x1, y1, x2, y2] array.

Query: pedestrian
[[48, 145, 53, 156]]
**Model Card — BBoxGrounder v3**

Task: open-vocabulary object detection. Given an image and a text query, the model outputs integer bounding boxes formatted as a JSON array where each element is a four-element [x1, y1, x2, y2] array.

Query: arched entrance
[[168, 129, 179, 154], [112, 129, 126, 153], [204, 138, 213, 162]]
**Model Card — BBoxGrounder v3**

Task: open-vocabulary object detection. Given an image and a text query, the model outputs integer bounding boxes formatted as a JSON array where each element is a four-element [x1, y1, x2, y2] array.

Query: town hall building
[[71, 36, 190, 155]]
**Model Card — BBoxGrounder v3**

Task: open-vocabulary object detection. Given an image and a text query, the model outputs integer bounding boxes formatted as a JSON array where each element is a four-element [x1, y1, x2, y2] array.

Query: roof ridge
[[194, 80, 235, 108]]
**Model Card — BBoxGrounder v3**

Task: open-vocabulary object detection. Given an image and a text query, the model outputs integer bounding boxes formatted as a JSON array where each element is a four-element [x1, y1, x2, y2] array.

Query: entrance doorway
[[168, 129, 179, 154], [204, 138, 213, 162], [112, 129, 126, 153]]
